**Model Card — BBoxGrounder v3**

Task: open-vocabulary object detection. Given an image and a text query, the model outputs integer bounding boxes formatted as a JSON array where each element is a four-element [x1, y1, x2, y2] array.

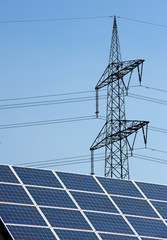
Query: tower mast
[[90, 16, 149, 178]]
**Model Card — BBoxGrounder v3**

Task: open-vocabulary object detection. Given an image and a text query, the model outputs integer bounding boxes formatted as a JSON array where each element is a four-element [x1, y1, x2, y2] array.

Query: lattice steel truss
[[90, 16, 149, 179]]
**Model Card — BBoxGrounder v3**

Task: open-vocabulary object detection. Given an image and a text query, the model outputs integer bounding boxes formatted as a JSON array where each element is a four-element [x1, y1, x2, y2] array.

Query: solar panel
[[0, 164, 167, 240], [85, 211, 134, 234], [70, 191, 118, 213], [0, 183, 32, 204], [136, 181, 167, 201], [55, 229, 98, 239], [99, 233, 138, 239], [97, 176, 143, 198], [7, 226, 56, 240], [0, 203, 47, 226], [41, 207, 91, 230], [0, 165, 19, 183], [127, 216, 167, 238], [57, 171, 104, 192], [112, 196, 158, 218], [27, 187, 77, 208], [13, 166, 62, 188], [151, 200, 167, 219]]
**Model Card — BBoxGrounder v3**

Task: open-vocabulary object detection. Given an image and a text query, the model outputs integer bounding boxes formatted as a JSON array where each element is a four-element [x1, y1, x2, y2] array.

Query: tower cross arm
[[95, 59, 144, 90], [90, 120, 149, 151]]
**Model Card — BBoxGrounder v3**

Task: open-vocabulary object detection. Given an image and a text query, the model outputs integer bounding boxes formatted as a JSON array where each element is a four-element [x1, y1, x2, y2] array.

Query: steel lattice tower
[[90, 16, 149, 179]]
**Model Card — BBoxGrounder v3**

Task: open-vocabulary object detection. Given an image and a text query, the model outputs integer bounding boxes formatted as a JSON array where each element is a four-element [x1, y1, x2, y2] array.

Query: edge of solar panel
[[1, 163, 167, 240], [1, 163, 167, 189]]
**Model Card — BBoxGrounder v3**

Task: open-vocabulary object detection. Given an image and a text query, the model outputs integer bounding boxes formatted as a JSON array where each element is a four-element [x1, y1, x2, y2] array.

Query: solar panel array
[[0, 164, 167, 240]]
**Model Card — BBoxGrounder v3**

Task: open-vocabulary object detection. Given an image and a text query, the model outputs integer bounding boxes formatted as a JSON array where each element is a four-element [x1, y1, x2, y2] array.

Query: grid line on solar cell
[[70, 191, 118, 213], [55, 229, 98, 239], [27, 186, 77, 208], [40, 207, 92, 230], [127, 216, 167, 238], [13, 166, 63, 188], [0, 165, 19, 183], [111, 196, 159, 218], [85, 211, 134, 234], [7, 225, 56, 240], [0, 183, 32, 204], [0, 204, 47, 226], [135, 181, 167, 201], [96, 176, 143, 198], [56, 171, 104, 193]]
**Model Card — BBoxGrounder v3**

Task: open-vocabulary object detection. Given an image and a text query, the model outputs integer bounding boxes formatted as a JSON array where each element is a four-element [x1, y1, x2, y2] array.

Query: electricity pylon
[[90, 16, 149, 179]]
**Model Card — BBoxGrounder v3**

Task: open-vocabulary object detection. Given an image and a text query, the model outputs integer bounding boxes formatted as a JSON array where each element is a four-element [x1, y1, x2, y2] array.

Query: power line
[[0, 95, 106, 110], [0, 90, 95, 102], [16, 152, 167, 169], [0, 16, 112, 24], [14, 147, 167, 169], [1, 85, 166, 103], [141, 85, 167, 93], [128, 93, 167, 106], [118, 16, 167, 29], [149, 126, 167, 134], [1, 91, 167, 110], [132, 154, 167, 165], [1, 15, 167, 30], [16, 153, 104, 167], [0, 115, 96, 129]]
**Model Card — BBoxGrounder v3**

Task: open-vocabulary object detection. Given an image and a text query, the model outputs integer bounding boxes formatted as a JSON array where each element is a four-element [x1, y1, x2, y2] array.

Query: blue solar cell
[[0, 204, 47, 226], [57, 172, 103, 193], [100, 233, 138, 239], [7, 226, 55, 240], [112, 196, 158, 218], [85, 212, 134, 234], [136, 181, 167, 201], [127, 216, 167, 238], [13, 167, 62, 188], [0, 165, 19, 183], [0, 184, 32, 204], [71, 191, 118, 213], [141, 238, 161, 240], [97, 177, 143, 198], [151, 201, 167, 219], [27, 187, 77, 208], [55, 229, 98, 239], [41, 207, 91, 230]]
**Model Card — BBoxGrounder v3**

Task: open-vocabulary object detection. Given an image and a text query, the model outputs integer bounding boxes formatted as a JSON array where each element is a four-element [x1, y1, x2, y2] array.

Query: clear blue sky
[[0, 0, 167, 184]]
